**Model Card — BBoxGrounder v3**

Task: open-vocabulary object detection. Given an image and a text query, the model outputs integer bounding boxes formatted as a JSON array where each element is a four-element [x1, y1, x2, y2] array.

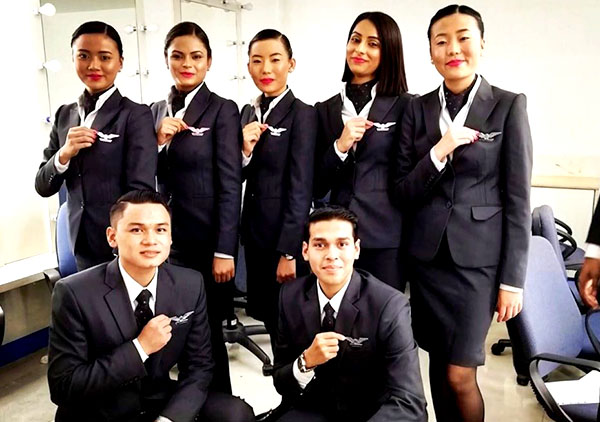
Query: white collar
[[340, 81, 377, 122], [251, 87, 290, 123], [316, 274, 353, 316], [437, 74, 482, 126], [77, 85, 117, 128], [167, 82, 204, 119], [118, 258, 158, 309]]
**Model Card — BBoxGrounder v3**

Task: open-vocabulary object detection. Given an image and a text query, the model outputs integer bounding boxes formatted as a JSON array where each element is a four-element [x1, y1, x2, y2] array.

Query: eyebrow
[[310, 236, 351, 242], [351, 31, 379, 40], [127, 222, 169, 227], [171, 49, 204, 55], [434, 28, 471, 38]]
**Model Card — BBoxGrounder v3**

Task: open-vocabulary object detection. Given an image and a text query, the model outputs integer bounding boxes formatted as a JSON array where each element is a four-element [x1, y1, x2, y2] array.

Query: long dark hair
[[248, 29, 293, 58], [427, 4, 484, 41], [164, 22, 212, 59], [341, 12, 408, 96], [71, 21, 123, 57]]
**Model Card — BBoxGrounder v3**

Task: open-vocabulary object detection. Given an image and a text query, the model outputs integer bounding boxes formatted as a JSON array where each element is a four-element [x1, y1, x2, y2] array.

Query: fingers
[[581, 277, 600, 309], [213, 258, 234, 283], [496, 290, 523, 322]]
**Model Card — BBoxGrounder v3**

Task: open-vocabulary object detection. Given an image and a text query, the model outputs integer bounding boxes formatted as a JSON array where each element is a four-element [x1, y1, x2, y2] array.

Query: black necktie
[[322, 302, 336, 332], [135, 289, 153, 334]]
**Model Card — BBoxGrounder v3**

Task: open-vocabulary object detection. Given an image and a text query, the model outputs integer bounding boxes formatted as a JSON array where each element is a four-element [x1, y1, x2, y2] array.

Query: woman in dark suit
[[394, 5, 532, 421], [35, 21, 157, 271], [151, 22, 242, 393], [314, 11, 411, 291], [240, 29, 317, 340]]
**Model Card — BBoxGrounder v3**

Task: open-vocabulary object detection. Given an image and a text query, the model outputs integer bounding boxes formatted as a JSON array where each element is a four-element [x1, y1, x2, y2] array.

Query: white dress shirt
[[586, 244, 600, 259], [292, 276, 352, 389], [241, 87, 291, 167], [333, 82, 378, 161], [428, 75, 521, 294], [54, 86, 118, 173]]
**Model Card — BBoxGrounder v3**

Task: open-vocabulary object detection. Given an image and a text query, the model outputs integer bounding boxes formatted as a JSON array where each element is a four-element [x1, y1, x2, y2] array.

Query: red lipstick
[[180, 72, 195, 78], [351, 57, 366, 64], [87, 74, 102, 81], [446, 59, 464, 67], [260, 78, 274, 84]]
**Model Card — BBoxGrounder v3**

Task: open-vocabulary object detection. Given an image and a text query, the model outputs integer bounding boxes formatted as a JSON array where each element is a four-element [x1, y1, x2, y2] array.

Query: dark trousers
[[355, 247, 405, 292], [169, 250, 234, 394]]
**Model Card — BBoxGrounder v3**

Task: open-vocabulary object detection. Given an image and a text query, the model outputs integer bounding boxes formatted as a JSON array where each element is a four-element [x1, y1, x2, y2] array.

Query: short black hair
[[342, 11, 408, 96], [164, 21, 212, 59], [71, 21, 123, 57], [427, 4, 484, 41], [109, 190, 170, 226], [247, 29, 293, 58], [304, 206, 359, 242]]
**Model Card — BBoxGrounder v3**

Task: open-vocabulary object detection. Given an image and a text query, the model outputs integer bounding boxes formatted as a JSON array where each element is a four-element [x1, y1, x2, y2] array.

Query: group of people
[[37, 4, 535, 422]]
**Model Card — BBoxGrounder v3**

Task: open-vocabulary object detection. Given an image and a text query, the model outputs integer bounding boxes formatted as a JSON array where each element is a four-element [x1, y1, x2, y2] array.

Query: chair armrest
[[529, 353, 600, 422], [557, 228, 577, 260], [43, 268, 61, 293], [555, 217, 573, 235]]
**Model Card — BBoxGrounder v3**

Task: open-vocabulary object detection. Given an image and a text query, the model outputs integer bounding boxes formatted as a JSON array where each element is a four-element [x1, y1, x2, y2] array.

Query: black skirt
[[409, 234, 498, 366]]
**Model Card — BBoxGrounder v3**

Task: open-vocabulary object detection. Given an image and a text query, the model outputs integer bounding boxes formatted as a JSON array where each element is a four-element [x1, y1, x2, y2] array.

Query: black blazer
[[273, 270, 427, 421], [394, 77, 532, 288], [48, 260, 214, 422], [314, 93, 412, 249], [240, 90, 317, 257], [151, 84, 242, 258], [35, 90, 157, 258], [587, 199, 600, 245]]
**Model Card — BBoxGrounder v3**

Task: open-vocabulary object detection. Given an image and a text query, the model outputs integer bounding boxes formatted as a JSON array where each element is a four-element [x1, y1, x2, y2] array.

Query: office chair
[[509, 236, 600, 398], [554, 216, 586, 272], [222, 243, 273, 376], [43, 202, 77, 291]]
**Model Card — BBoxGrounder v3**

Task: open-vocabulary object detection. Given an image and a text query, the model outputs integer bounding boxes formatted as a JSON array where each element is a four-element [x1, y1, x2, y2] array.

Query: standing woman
[[394, 5, 532, 421], [35, 21, 157, 271], [151, 22, 242, 394], [313, 11, 411, 291], [240, 29, 317, 339]]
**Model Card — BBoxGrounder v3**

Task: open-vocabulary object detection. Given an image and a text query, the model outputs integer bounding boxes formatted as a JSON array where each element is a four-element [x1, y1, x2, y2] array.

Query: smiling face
[[107, 203, 171, 283], [429, 12, 484, 93], [302, 219, 360, 298], [346, 19, 381, 84], [72, 33, 123, 94], [166, 34, 212, 92], [248, 38, 295, 97]]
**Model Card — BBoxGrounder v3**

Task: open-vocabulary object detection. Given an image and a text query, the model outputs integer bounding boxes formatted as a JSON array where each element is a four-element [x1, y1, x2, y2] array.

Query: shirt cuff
[[499, 283, 523, 293], [292, 356, 315, 389], [54, 151, 69, 174], [333, 139, 349, 162], [586, 244, 600, 259], [156, 416, 173, 422], [214, 253, 234, 260], [158, 143, 167, 153], [241, 151, 252, 168], [132, 338, 149, 362], [429, 147, 446, 172]]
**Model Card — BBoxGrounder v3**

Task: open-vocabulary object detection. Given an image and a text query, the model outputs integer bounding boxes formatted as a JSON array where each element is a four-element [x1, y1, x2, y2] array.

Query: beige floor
[[0, 316, 552, 422]]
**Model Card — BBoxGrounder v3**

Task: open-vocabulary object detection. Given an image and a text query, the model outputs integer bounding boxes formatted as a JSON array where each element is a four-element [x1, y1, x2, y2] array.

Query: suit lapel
[[241, 104, 257, 126], [147, 266, 175, 372], [355, 96, 397, 156], [301, 276, 322, 337], [183, 83, 212, 126], [334, 271, 361, 362], [423, 90, 443, 148], [454, 77, 497, 161], [264, 90, 295, 128], [328, 95, 345, 141], [90, 89, 123, 132], [103, 259, 137, 342]]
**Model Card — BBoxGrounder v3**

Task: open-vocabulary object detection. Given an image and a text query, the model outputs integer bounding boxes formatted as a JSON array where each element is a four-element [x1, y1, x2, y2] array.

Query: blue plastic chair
[[44, 202, 77, 289]]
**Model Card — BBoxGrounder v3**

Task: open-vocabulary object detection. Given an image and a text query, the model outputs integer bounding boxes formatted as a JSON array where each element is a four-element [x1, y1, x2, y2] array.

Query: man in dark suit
[[47, 190, 254, 422], [35, 89, 157, 271], [271, 207, 427, 421], [579, 199, 600, 308]]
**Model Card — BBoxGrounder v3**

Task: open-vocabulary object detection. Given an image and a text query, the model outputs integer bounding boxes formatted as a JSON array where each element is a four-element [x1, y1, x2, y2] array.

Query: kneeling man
[[48, 190, 254, 422], [272, 207, 427, 421]]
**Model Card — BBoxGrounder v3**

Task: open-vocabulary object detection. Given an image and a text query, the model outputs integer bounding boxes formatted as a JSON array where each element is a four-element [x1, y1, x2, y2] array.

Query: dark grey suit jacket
[[151, 84, 241, 258], [394, 78, 532, 288], [273, 270, 427, 421], [48, 260, 214, 422], [240, 90, 317, 257], [314, 93, 412, 249], [35, 90, 157, 261]]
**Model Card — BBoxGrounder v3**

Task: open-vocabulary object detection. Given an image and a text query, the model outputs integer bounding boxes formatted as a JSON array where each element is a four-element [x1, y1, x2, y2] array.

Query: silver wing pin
[[373, 122, 396, 132], [344, 337, 368, 347], [189, 127, 210, 137], [267, 126, 287, 137], [478, 131, 502, 142], [171, 311, 194, 325], [97, 132, 120, 143]]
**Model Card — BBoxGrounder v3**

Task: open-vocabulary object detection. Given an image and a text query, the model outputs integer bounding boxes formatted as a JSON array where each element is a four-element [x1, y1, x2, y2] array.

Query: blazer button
[[445, 200, 452, 209], [80, 201, 84, 209]]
